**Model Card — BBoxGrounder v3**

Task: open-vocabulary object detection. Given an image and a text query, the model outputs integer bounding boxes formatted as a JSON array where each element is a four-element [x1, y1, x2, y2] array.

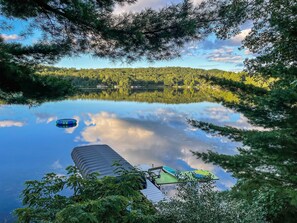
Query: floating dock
[[71, 144, 166, 204]]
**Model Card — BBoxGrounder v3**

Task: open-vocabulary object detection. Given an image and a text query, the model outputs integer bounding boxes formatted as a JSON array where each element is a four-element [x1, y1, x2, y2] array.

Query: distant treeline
[[37, 66, 272, 89]]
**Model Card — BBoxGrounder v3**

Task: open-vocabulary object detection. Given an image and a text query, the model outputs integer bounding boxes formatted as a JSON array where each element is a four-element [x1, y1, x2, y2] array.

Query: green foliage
[[190, 119, 297, 212], [15, 166, 269, 223], [0, 38, 74, 104], [189, 0, 297, 222], [157, 182, 267, 223], [37, 66, 266, 90], [14, 166, 155, 223]]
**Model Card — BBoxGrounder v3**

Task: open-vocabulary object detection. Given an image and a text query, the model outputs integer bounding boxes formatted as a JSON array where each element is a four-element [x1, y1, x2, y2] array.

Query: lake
[[0, 94, 256, 222]]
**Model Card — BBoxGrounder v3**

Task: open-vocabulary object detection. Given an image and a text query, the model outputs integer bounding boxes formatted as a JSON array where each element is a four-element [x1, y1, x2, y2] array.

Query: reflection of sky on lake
[[0, 100, 255, 222]]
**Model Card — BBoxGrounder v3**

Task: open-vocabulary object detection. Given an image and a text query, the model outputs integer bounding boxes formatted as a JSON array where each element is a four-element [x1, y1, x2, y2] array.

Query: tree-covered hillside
[[37, 66, 271, 89]]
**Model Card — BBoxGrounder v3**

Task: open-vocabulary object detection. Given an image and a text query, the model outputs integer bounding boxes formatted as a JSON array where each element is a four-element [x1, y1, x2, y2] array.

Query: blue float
[[56, 119, 77, 128]]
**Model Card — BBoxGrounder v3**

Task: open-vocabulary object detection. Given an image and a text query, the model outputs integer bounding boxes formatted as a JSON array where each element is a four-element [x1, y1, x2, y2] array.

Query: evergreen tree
[[190, 0, 297, 222], [0, 38, 74, 103]]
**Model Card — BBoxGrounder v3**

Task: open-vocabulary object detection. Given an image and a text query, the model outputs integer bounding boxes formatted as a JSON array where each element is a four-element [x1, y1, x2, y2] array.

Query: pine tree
[[190, 0, 297, 221]]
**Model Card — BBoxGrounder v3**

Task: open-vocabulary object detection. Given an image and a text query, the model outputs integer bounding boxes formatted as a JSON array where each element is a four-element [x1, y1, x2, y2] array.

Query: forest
[[38, 66, 270, 89]]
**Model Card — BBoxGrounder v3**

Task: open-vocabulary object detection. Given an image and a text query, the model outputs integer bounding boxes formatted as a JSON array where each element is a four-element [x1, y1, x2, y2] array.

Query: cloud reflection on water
[[51, 160, 63, 170], [199, 106, 265, 130], [35, 113, 57, 124], [77, 110, 228, 172], [0, 120, 25, 127]]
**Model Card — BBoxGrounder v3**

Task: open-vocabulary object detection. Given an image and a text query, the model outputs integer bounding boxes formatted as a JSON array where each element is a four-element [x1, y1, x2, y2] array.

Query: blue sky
[[0, 0, 254, 71]]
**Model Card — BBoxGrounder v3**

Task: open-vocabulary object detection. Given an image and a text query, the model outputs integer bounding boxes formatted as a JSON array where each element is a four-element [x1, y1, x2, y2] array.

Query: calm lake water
[[0, 97, 256, 222]]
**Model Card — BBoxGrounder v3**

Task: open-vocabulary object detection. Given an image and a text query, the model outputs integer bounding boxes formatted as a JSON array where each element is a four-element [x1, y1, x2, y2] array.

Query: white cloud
[[230, 29, 251, 44], [200, 106, 267, 131], [35, 113, 57, 124], [0, 120, 25, 127], [232, 114, 266, 131], [82, 112, 154, 144], [180, 148, 216, 171], [139, 107, 186, 123], [244, 49, 253, 55], [51, 160, 63, 170], [204, 106, 233, 122], [220, 179, 236, 189], [114, 0, 169, 14], [79, 111, 213, 169], [114, 0, 203, 14], [198, 28, 252, 52], [0, 34, 21, 41], [210, 55, 242, 63], [206, 47, 243, 63], [191, 0, 204, 5]]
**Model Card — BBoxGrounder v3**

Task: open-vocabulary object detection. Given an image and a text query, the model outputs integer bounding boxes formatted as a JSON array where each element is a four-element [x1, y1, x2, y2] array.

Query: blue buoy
[[56, 119, 77, 128]]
